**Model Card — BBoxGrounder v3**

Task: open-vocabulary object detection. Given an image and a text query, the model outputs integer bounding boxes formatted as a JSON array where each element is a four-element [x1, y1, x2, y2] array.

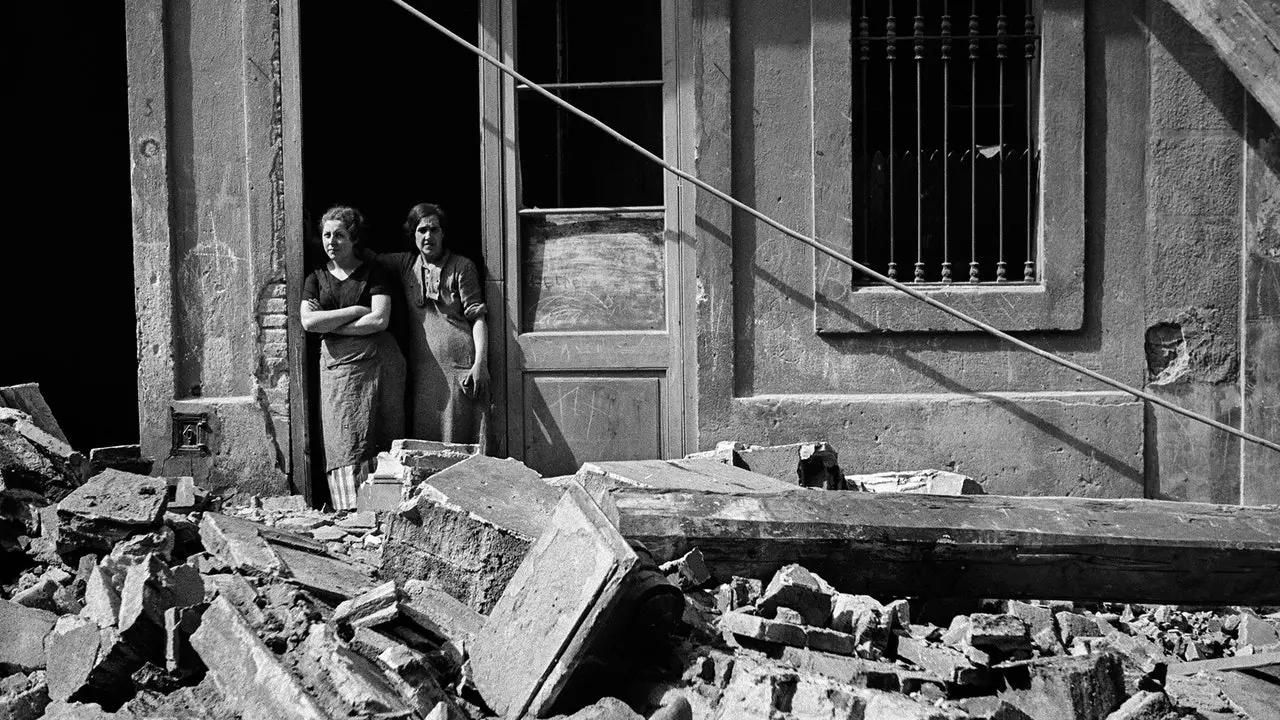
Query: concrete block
[[0, 383, 68, 442], [1009, 601, 1056, 639], [44, 615, 101, 702], [332, 581, 400, 628], [0, 407, 88, 500], [1057, 611, 1103, 646], [759, 564, 836, 627], [830, 594, 888, 654], [660, 548, 711, 590], [198, 512, 288, 577], [56, 469, 168, 555], [87, 445, 153, 477], [560, 697, 643, 720], [997, 653, 1125, 720], [0, 600, 56, 673], [967, 613, 1032, 653], [81, 565, 122, 628], [401, 579, 486, 647], [297, 622, 412, 717], [470, 483, 639, 719], [189, 595, 329, 720], [777, 645, 901, 688], [381, 454, 560, 614], [0, 670, 50, 720], [575, 458, 799, 495], [847, 469, 985, 495], [894, 635, 990, 686], [1105, 690, 1174, 720], [1236, 613, 1280, 649], [715, 576, 762, 613], [721, 611, 808, 648], [729, 441, 843, 489]]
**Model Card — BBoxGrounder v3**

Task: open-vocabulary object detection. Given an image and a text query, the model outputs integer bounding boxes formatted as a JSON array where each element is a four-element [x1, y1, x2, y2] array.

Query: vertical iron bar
[[996, 0, 1007, 282], [1025, 1, 1036, 281], [941, 1, 952, 282], [968, 2, 979, 282], [914, 1, 925, 282], [554, 0, 565, 207], [860, 2, 870, 269], [887, 2, 898, 280]]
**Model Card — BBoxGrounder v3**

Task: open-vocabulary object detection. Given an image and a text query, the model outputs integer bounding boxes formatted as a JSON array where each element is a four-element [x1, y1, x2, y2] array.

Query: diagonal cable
[[386, 0, 1280, 455]]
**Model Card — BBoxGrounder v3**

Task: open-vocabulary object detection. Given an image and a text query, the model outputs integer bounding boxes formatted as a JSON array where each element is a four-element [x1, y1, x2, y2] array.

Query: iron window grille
[[852, 0, 1040, 285]]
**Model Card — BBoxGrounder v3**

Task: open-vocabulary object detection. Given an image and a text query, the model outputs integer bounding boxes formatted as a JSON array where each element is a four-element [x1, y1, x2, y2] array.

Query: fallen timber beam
[[611, 489, 1280, 605]]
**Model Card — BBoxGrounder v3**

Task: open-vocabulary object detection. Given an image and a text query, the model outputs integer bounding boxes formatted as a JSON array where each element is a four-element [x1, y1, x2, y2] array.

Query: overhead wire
[[385, 0, 1280, 455]]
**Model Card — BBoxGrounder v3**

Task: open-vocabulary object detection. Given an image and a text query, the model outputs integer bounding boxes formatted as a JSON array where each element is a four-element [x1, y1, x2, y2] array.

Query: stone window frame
[[812, 0, 1083, 333]]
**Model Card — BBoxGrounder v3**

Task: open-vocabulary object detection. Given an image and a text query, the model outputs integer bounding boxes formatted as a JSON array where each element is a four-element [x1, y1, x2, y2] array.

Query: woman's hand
[[465, 362, 490, 400]]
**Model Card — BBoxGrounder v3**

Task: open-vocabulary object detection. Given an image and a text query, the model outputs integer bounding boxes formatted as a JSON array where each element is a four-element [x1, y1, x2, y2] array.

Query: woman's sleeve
[[458, 258, 487, 321], [366, 262, 394, 297], [302, 271, 320, 302]]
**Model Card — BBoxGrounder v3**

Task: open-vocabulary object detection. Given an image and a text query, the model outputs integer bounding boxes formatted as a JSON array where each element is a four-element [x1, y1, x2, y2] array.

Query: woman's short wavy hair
[[320, 205, 365, 244], [403, 202, 447, 238]]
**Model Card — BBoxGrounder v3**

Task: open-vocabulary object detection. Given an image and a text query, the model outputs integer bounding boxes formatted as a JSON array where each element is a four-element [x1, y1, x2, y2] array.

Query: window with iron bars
[[851, 0, 1040, 285]]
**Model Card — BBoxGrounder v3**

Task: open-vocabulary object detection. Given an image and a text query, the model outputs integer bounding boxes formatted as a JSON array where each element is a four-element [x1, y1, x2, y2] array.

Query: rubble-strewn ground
[[3, 405, 1278, 719]]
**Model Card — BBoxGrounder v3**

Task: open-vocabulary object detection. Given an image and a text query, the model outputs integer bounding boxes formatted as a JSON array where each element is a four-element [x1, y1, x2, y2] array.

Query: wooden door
[[495, 0, 692, 476]]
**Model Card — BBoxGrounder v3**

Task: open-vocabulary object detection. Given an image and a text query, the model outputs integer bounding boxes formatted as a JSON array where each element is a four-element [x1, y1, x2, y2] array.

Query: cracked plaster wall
[[133, 0, 289, 498]]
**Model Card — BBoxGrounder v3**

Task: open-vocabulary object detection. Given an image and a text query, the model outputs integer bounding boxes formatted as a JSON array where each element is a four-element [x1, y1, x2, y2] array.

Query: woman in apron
[[300, 206, 406, 509], [379, 203, 488, 443]]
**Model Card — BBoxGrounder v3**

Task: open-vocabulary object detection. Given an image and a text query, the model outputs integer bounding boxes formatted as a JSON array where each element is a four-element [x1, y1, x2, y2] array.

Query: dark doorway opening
[[9, 3, 138, 452], [299, 0, 480, 505]]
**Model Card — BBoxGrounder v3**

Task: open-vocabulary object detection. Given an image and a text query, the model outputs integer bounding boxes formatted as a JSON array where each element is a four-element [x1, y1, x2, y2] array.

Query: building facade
[[125, 0, 1279, 504]]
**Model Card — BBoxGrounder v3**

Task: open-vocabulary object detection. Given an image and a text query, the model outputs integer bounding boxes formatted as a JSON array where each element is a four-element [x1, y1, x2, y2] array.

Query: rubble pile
[[671, 564, 1280, 719], [2, 402, 1277, 720]]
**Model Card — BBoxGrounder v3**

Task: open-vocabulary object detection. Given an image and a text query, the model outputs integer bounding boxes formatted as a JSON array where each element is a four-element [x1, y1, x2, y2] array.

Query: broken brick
[[660, 548, 711, 590], [966, 613, 1032, 653], [1056, 610, 1103, 646]]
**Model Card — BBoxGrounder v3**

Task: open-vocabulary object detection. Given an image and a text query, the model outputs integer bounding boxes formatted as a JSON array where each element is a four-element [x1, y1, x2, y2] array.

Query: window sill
[[814, 279, 1084, 333]]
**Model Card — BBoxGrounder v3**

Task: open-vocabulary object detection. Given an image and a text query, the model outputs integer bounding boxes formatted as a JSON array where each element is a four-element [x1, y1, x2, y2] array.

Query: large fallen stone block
[[471, 483, 640, 719], [758, 563, 836, 627], [381, 454, 560, 614], [576, 458, 799, 495], [56, 469, 168, 555], [189, 595, 329, 720], [0, 600, 57, 673], [295, 622, 415, 718]]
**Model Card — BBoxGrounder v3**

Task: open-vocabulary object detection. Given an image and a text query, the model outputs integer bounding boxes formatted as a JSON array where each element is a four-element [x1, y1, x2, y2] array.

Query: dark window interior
[[516, 1, 664, 208], [853, 0, 1039, 284]]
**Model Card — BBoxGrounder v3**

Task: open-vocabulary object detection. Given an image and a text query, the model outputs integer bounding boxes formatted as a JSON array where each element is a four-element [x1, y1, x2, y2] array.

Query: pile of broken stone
[[3, 397, 1278, 720]]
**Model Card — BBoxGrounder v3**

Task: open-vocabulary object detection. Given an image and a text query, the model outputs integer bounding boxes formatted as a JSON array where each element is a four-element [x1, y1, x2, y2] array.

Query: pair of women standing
[[300, 203, 487, 509]]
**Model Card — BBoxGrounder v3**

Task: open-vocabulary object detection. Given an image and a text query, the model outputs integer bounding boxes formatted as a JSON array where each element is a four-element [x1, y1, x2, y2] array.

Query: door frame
[[485, 0, 698, 466]]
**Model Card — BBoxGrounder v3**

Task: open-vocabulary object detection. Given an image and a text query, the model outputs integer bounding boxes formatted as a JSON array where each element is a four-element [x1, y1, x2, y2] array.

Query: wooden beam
[[612, 489, 1280, 604], [1161, 0, 1280, 125]]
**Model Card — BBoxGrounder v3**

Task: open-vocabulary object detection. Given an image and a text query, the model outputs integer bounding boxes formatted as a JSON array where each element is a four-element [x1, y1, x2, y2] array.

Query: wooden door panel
[[523, 374, 663, 476], [521, 212, 666, 333]]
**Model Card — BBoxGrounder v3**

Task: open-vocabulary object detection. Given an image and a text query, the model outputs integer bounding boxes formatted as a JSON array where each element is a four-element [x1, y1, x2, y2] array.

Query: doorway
[[298, 0, 481, 504]]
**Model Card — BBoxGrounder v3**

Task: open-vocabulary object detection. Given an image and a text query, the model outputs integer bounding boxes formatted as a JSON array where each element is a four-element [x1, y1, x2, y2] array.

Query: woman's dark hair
[[320, 205, 365, 244], [403, 202, 447, 238]]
